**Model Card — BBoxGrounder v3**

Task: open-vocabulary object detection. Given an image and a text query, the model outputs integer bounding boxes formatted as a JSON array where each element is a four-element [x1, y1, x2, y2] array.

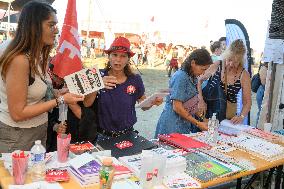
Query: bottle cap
[[102, 157, 113, 166], [212, 113, 217, 120], [35, 140, 41, 145]]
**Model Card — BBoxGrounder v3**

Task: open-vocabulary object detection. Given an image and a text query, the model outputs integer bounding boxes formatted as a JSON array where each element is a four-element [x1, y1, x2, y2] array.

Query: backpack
[[251, 73, 261, 93]]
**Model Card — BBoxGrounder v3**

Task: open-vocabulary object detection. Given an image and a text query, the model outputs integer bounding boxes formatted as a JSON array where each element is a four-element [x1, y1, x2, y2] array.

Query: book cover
[[77, 159, 101, 177], [69, 141, 95, 155], [97, 132, 157, 158], [184, 152, 233, 182], [158, 133, 210, 151], [45, 169, 70, 182]]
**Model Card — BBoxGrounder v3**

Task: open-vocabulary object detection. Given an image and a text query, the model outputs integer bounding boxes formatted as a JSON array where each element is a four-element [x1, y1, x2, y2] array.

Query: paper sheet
[[135, 92, 169, 108]]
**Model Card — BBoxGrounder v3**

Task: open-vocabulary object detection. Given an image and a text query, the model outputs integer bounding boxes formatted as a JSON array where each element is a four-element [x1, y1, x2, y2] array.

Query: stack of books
[[119, 148, 186, 176], [68, 153, 101, 187], [228, 134, 284, 161]]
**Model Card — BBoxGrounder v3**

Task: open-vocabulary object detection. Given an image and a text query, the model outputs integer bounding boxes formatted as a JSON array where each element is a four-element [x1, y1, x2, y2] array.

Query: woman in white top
[[0, 1, 84, 152]]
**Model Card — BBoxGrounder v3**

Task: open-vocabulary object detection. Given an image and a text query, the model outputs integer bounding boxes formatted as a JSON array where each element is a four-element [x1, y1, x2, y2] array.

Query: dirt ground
[[84, 57, 258, 140]]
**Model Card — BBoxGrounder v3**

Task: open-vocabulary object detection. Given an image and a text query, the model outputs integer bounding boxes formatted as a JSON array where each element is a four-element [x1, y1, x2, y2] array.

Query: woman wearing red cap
[[84, 37, 161, 141]]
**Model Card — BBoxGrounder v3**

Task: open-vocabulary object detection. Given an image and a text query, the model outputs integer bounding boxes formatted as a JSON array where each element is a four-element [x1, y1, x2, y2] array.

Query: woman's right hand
[[62, 93, 84, 105], [103, 76, 118, 89], [57, 122, 67, 134], [198, 97, 207, 117], [197, 122, 208, 131]]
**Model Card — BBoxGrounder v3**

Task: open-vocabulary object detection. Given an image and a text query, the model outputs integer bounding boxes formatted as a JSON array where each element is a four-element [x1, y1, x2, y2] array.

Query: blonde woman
[[198, 39, 251, 124]]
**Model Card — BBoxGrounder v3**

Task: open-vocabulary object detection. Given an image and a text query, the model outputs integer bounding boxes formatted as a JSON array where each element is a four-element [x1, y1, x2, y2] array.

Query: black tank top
[[210, 66, 244, 103]]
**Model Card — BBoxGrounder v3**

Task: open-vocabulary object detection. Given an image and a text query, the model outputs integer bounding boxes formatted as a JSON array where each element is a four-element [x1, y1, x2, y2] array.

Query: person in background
[[168, 46, 179, 77], [198, 39, 251, 124], [164, 44, 173, 76], [0, 1, 84, 153], [210, 41, 222, 62], [219, 37, 227, 53], [155, 49, 212, 137], [46, 52, 100, 151], [90, 38, 96, 59], [256, 62, 268, 125], [84, 37, 162, 142]]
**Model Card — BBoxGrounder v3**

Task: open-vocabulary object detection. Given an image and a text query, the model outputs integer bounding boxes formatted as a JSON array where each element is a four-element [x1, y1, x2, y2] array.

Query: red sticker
[[126, 85, 136, 95], [153, 168, 158, 177], [116, 140, 133, 149], [146, 172, 153, 181], [91, 68, 97, 74]]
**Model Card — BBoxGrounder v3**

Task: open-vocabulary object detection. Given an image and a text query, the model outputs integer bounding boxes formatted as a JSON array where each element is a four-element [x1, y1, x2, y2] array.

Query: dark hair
[[219, 37, 226, 42], [105, 60, 135, 77], [0, 1, 56, 79], [181, 49, 212, 75], [210, 41, 221, 53]]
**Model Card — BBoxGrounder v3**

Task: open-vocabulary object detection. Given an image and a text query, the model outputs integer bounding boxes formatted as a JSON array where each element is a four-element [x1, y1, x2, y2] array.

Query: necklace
[[222, 66, 241, 85]]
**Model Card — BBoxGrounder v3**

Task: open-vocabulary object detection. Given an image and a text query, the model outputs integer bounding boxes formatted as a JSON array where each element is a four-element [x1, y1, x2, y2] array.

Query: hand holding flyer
[[64, 66, 105, 95], [135, 92, 169, 108]]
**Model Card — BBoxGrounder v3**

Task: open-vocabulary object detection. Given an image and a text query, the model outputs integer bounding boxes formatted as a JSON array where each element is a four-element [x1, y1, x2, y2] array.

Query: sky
[[53, 0, 273, 52]]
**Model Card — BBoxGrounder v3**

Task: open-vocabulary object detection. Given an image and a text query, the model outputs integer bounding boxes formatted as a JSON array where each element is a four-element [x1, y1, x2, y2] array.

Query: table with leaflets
[[0, 150, 283, 189], [1, 127, 284, 189]]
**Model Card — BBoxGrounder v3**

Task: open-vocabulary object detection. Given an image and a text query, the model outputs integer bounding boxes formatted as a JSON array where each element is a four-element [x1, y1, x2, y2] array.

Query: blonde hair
[[222, 39, 246, 66]]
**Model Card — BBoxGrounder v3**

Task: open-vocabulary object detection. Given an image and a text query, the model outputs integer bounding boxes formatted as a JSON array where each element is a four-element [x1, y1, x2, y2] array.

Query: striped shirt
[[210, 67, 243, 103]]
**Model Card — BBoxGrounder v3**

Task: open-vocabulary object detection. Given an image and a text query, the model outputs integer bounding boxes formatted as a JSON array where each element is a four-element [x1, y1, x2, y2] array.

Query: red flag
[[52, 0, 83, 78]]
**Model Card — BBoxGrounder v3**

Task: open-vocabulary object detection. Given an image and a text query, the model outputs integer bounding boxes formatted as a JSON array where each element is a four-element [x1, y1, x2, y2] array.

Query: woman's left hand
[[230, 115, 244, 124], [152, 97, 163, 106]]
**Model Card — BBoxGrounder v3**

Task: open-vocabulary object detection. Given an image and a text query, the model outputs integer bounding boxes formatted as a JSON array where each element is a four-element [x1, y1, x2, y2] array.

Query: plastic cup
[[12, 151, 29, 185], [57, 134, 71, 163]]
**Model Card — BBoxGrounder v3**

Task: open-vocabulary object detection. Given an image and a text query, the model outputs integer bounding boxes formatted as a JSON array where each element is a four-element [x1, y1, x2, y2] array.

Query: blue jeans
[[256, 85, 265, 125]]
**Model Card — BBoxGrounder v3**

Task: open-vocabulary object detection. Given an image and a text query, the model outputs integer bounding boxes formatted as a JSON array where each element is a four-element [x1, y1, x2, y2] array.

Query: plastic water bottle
[[207, 113, 219, 144], [30, 140, 46, 182], [99, 158, 114, 189], [211, 113, 219, 144]]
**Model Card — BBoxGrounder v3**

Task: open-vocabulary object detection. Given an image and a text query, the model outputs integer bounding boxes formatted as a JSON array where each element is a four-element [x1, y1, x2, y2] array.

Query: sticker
[[116, 141, 133, 149]]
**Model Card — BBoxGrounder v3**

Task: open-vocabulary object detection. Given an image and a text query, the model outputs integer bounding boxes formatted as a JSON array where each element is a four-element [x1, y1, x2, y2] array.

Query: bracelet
[[195, 120, 200, 126], [239, 114, 245, 119], [56, 96, 65, 107]]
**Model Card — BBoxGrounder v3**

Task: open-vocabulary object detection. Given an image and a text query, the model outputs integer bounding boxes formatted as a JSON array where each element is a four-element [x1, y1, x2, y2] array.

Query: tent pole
[[7, 1, 11, 39], [268, 62, 276, 123]]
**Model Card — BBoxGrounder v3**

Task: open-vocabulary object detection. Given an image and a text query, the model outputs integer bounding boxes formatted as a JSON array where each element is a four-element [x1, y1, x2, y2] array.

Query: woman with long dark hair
[[0, 1, 83, 152], [155, 49, 212, 137]]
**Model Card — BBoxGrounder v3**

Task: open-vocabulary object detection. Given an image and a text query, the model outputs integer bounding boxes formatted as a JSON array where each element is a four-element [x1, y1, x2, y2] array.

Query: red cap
[[104, 37, 135, 57]]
